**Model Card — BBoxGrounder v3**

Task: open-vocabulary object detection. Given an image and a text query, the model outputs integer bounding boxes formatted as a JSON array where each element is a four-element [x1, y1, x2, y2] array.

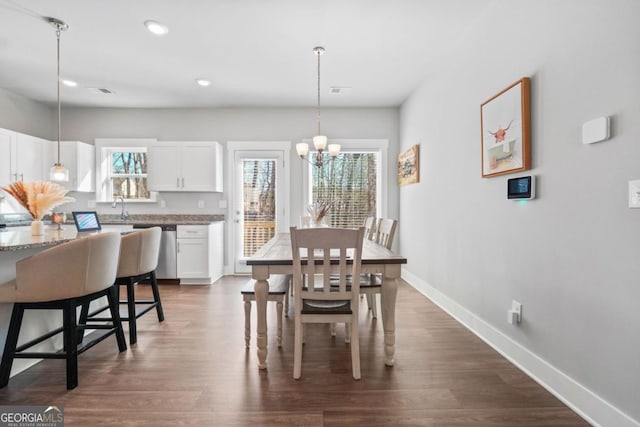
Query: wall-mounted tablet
[[72, 211, 102, 232], [507, 175, 535, 200]]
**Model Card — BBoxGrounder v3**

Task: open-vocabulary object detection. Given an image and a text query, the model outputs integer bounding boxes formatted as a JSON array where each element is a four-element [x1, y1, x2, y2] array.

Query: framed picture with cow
[[480, 77, 531, 178]]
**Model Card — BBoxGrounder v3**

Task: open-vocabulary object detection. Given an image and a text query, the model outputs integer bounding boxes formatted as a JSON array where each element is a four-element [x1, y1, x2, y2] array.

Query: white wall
[[60, 106, 399, 218], [0, 88, 53, 139], [399, 1, 640, 426]]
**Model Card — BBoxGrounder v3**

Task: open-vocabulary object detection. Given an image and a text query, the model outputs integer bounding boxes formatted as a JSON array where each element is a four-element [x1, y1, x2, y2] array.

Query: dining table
[[246, 232, 407, 370]]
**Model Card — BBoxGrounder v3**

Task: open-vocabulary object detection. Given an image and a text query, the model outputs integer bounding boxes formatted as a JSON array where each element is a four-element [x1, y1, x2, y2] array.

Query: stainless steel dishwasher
[[133, 224, 177, 279]]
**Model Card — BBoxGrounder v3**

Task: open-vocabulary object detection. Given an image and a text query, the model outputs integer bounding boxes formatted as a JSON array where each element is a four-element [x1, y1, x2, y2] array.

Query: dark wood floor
[[0, 276, 589, 426]]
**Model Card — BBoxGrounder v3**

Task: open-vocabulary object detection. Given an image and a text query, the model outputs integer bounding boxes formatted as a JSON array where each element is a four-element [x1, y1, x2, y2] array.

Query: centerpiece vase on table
[[1, 181, 75, 236], [307, 201, 331, 227]]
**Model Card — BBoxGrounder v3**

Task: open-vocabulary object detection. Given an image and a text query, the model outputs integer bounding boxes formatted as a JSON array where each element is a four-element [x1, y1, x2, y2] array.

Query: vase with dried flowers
[[1, 181, 75, 236], [307, 201, 332, 227]]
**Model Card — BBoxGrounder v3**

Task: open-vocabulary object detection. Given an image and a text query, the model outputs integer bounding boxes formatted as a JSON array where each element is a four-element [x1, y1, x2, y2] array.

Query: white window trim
[[301, 138, 389, 219], [94, 138, 158, 203]]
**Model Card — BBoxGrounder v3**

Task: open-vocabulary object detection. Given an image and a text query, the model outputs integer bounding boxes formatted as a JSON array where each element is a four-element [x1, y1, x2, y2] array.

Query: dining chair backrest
[[376, 218, 397, 250], [290, 226, 365, 303], [363, 216, 377, 241]]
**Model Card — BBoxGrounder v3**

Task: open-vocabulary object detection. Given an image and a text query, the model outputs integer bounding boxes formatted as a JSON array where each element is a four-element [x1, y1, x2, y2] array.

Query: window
[[242, 159, 277, 257], [107, 149, 149, 200], [310, 151, 379, 229]]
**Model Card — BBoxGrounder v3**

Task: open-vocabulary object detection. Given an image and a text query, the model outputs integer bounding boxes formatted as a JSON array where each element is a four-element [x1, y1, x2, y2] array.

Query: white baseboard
[[401, 268, 639, 427]]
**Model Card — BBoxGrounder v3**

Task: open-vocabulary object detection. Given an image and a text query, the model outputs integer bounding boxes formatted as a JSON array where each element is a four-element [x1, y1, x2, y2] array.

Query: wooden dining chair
[[361, 218, 397, 318], [290, 226, 365, 380], [363, 216, 378, 241]]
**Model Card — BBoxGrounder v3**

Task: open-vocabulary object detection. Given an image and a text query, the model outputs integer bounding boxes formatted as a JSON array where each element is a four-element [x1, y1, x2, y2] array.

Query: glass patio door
[[233, 150, 285, 273]]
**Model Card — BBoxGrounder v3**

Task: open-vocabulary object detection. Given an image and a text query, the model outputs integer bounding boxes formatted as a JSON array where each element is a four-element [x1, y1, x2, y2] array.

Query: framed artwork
[[481, 77, 531, 178], [398, 144, 419, 186]]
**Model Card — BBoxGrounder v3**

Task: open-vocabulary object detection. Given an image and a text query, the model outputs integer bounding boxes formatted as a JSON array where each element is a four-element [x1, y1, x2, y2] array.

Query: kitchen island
[[0, 214, 225, 378], [0, 225, 133, 378]]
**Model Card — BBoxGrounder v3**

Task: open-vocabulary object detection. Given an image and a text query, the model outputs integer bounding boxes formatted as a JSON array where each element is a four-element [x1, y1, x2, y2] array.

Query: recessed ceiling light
[[144, 20, 168, 35], [195, 79, 211, 87], [62, 79, 77, 87]]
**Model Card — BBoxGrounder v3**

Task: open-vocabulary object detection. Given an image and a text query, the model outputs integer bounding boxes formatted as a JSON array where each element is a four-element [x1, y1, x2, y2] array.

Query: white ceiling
[[0, 0, 490, 109]]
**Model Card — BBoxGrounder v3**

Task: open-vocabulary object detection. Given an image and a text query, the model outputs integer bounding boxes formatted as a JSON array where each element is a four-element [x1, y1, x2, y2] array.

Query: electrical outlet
[[508, 300, 522, 324], [219, 199, 228, 209], [198, 200, 205, 209], [160, 200, 167, 208]]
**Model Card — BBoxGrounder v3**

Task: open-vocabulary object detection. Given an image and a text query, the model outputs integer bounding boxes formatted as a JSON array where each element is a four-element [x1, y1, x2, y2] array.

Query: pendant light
[[49, 17, 69, 182], [296, 46, 340, 167]]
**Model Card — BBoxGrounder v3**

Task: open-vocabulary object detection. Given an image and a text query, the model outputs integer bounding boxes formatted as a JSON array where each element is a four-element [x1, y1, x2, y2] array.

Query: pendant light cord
[[56, 25, 61, 164]]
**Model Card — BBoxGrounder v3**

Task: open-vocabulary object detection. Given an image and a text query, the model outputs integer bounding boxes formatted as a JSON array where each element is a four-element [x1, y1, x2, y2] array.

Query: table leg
[[254, 275, 269, 369], [380, 265, 400, 366]]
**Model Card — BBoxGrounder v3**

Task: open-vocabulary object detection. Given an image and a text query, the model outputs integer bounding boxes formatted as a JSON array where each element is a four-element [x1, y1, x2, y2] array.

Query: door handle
[[177, 178, 180, 188], [181, 177, 185, 188]]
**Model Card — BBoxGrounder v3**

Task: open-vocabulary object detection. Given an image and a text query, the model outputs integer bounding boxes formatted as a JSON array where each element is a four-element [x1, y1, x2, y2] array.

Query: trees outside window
[[109, 150, 150, 200], [311, 152, 377, 229]]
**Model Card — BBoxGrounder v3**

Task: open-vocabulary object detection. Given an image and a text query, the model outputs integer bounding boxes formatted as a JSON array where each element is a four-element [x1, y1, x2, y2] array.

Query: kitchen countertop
[[97, 214, 224, 225], [0, 214, 224, 228], [0, 226, 134, 252], [0, 214, 225, 251]]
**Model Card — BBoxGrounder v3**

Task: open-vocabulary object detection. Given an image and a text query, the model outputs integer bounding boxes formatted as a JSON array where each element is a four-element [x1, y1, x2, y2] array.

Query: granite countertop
[[0, 214, 224, 228], [0, 226, 135, 252], [97, 214, 224, 226], [0, 214, 225, 251]]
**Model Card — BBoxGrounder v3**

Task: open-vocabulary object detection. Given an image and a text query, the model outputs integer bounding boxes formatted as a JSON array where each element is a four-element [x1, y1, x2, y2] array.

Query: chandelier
[[296, 46, 340, 167]]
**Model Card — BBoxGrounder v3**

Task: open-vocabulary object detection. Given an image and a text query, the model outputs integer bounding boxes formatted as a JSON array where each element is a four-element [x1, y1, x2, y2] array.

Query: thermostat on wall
[[508, 175, 535, 200]]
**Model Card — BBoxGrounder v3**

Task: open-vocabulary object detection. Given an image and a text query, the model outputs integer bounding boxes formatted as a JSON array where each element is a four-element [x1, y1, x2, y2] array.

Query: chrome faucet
[[112, 196, 129, 220]]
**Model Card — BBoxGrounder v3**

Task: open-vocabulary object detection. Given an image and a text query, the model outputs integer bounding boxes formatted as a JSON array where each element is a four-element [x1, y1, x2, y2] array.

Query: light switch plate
[[629, 180, 640, 208]]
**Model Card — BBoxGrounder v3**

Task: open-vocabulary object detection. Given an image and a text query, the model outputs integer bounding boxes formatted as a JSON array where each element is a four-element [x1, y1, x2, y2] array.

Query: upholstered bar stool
[[0, 232, 126, 390], [85, 227, 163, 345]]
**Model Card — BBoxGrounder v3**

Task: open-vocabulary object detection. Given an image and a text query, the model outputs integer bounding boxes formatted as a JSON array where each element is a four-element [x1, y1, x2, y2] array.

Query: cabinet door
[[0, 128, 16, 187], [209, 222, 224, 282], [147, 143, 181, 191], [180, 142, 218, 191], [73, 142, 96, 193], [177, 238, 209, 278], [15, 133, 44, 182]]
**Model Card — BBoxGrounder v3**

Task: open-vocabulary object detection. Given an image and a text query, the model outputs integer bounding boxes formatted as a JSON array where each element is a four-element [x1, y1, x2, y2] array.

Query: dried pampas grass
[[1, 181, 75, 220]]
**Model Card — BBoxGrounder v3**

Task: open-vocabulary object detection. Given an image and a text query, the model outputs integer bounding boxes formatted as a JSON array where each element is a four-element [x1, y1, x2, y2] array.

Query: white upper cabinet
[[0, 128, 44, 184], [46, 141, 96, 192], [148, 141, 222, 192], [0, 128, 16, 187]]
